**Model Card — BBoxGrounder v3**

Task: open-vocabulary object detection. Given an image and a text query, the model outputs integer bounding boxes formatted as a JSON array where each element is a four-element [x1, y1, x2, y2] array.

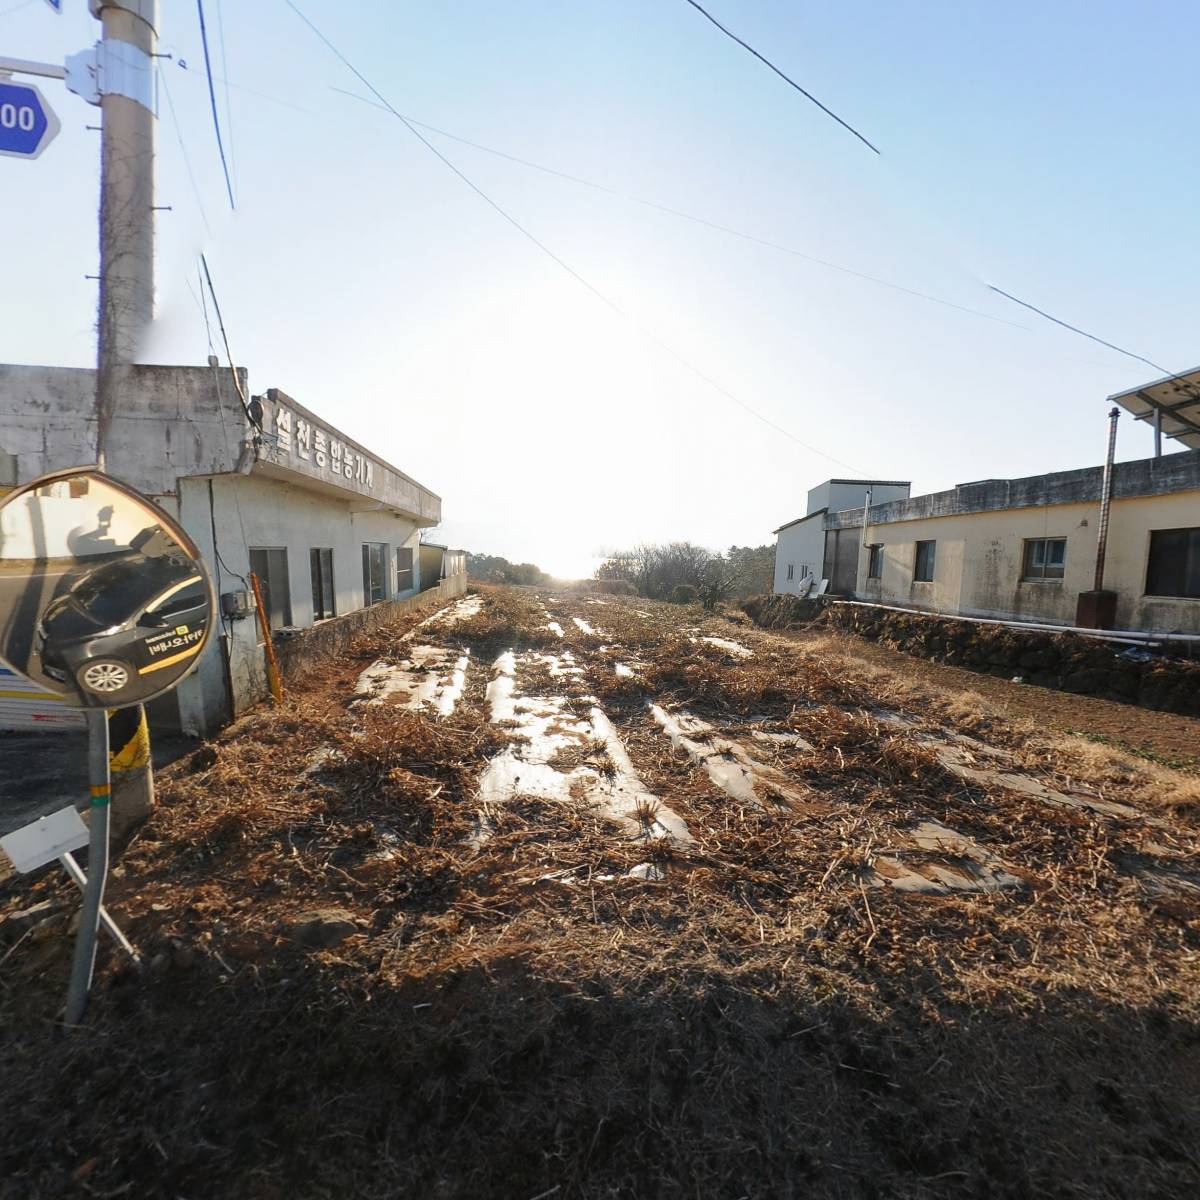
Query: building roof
[[772, 508, 827, 535], [823, 448, 1200, 531], [821, 479, 912, 488], [1108, 367, 1200, 451], [258, 389, 441, 525]]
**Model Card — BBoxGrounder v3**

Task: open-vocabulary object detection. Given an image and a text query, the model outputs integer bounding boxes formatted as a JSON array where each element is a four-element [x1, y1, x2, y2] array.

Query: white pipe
[[832, 599, 1200, 646]]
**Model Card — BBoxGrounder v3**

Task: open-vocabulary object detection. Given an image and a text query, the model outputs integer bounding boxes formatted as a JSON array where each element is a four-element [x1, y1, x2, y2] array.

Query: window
[[867, 545, 883, 579], [1023, 537, 1066, 581], [249, 547, 292, 631], [144, 579, 207, 625], [914, 540, 936, 582], [1146, 527, 1200, 599], [362, 542, 388, 605], [310, 548, 335, 620], [786, 564, 794, 581], [396, 546, 414, 593]]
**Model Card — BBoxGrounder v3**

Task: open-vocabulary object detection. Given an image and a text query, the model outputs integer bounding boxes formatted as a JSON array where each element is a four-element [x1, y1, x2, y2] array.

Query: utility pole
[[94, 0, 155, 450], [92, 0, 159, 835]]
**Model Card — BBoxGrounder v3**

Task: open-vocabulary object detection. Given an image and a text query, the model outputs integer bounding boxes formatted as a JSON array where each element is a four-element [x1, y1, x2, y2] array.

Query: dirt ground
[[2, 586, 1198, 1199]]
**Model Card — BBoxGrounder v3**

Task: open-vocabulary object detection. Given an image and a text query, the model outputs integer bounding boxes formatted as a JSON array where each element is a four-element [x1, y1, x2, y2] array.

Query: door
[[823, 530, 860, 596], [249, 547, 292, 630]]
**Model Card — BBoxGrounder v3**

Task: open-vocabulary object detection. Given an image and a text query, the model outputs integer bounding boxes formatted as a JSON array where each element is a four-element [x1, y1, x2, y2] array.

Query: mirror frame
[[0, 465, 218, 710]]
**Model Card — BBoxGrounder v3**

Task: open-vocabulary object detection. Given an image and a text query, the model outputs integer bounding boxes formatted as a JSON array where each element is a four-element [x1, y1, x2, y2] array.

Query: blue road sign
[[0, 79, 60, 160]]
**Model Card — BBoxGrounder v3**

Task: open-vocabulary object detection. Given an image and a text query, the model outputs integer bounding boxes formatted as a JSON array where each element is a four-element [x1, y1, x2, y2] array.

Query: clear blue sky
[[2, 1, 1196, 575]]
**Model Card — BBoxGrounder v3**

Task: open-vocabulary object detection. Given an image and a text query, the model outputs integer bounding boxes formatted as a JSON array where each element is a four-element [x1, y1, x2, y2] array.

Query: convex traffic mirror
[[0, 468, 214, 708]]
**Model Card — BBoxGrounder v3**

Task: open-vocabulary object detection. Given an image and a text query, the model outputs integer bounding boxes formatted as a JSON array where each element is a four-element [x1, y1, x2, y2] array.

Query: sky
[[1, 0, 1197, 578]]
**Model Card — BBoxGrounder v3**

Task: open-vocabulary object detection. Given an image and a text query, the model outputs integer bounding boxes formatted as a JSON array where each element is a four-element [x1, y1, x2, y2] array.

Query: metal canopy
[[1108, 367, 1200, 451]]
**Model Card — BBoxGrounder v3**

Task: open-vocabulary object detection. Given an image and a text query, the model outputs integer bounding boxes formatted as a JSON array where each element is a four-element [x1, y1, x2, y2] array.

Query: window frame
[[361, 542, 389, 606], [310, 547, 336, 621], [396, 545, 414, 594], [913, 540, 936, 583], [867, 544, 883, 580], [248, 546, 292, 632], [786, 563, 794, 581], [1021, 536, 1067, 582], [1145, 527, 1200, 600]]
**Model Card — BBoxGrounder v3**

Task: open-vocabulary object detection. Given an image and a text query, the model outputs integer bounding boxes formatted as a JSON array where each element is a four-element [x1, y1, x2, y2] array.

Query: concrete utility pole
[[93, 0, 158, 834], [94, 0, 155, 451]]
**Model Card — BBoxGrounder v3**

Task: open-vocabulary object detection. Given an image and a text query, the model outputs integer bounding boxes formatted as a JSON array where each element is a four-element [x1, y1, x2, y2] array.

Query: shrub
[[592, 580, 638, 596], [670, 584, 698, 604]]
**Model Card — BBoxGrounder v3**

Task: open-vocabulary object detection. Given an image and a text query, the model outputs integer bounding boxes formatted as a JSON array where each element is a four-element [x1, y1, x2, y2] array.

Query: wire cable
[[215, 0, 238, 204], [680, 0, 879, 154], [199, 254, 256, 423], [286, 0, 869, 474], [332, 85, 1022, 331], [197, 260, 215, 356], [159, 62, 213, 238], [987, 286, 1200, 404], [196, 0, 236, 209]]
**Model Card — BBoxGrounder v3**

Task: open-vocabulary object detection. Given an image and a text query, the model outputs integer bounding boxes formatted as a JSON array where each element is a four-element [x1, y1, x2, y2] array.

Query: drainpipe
[[1093, 407, 1120, 592], [859, 485, 873, 594]]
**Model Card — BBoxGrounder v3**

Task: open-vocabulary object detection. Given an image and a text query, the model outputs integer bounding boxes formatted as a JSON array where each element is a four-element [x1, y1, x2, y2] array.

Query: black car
[[37, 553, 210, 704]]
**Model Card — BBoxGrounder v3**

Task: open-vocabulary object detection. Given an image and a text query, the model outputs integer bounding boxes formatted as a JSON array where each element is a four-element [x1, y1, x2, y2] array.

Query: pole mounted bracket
[[64, 38, 154, 112]]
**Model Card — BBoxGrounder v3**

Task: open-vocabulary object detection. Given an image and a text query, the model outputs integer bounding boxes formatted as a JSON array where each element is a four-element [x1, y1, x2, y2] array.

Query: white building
[[772, 479, 912, 595], [0, 362, 461, 734]]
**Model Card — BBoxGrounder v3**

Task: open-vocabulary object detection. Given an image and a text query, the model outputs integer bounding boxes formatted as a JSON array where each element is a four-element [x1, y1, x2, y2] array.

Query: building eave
[[773, 508, 828, 535]]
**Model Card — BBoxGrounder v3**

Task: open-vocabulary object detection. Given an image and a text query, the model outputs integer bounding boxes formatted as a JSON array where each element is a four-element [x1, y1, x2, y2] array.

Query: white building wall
[[772, 515, 825, 595], [175, 474, 424, 732], [1, 363, 445, 738]]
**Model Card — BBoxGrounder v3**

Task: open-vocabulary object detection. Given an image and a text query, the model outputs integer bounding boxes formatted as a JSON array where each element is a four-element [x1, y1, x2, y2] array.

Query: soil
[[1, 586, 1198, 1200]]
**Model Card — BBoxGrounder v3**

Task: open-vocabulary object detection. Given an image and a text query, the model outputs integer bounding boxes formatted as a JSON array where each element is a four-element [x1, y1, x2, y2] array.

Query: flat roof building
[[0, 362, 462, 734], [774, 449, 1200, 635]]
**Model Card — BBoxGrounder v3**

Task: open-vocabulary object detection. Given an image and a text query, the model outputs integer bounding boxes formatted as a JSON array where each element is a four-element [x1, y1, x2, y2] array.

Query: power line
[[986, 286, 1198, 387], [680, 0, 879, 155], [333, 85, 1023, 331], [285, 0, 869, 474], [199, 253, 255, 422], [197, 260, 215, 355], [158, 62, 213, 238], [215, 0, 238, 204], [196, 0, 236, 209]]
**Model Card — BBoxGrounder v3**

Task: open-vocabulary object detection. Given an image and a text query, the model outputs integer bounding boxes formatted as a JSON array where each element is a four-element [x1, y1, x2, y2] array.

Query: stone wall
[[274, 574, 467, 677], [824, 603, 1200, 717], [741, 593, 830, 629]]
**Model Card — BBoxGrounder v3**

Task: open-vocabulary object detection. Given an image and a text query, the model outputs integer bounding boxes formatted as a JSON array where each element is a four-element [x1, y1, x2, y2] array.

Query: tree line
[[594, 543, 773, 607], [466, 553, 549, 587]]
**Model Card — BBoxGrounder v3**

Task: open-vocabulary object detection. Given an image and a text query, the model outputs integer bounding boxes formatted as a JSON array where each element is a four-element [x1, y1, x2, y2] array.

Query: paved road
[[0, 728, 197, 839]]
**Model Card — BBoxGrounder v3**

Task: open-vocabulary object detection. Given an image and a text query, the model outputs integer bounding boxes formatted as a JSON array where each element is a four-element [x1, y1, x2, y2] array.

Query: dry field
[[2, 585, 1199, 1199]]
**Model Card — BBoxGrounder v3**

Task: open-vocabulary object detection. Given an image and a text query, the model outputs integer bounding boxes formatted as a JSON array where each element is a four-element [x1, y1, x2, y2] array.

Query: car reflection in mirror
[[35, 525, 210, 705]]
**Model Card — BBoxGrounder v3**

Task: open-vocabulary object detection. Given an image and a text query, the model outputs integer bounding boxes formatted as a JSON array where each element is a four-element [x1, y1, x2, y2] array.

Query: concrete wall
[[275, 574, 467, 678], [0, 363, 249, 494], [1, 362, 453, 737], [807, 480, 911, 516], [175, 473, 425, 732], [772, 514, 825, 595], [854, 490, 1200, 633], [260, 390, 440, 525]]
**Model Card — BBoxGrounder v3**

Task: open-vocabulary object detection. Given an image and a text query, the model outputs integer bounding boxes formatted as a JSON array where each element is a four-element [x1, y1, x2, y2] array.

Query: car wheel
[[77, 658, 134, 699]]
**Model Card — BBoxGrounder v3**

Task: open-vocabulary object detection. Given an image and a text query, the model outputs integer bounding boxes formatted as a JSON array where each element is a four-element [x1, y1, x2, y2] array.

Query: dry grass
[[1, 586, 1198, 1199]]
